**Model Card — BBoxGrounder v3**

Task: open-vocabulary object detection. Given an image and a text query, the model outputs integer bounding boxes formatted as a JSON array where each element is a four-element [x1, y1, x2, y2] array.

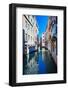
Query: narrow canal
[[23, 48, 57, 75]]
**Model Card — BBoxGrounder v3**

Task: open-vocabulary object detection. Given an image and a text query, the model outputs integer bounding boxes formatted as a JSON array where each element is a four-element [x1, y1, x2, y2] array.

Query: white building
[[42, 32, 45, 47], [22, 15, 38, 54]]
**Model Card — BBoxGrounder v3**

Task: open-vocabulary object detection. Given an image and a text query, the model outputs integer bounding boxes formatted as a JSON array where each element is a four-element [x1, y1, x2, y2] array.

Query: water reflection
[[23, 48, 57, 75]]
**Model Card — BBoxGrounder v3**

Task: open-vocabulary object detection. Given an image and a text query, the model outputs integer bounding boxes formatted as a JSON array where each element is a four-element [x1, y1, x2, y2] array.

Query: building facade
[[42, 32, 46, 47], [22, 15, 38, 54], [50, 16, 57, 55], [45, 17, 52, 52], [45, 16, 57, 55], [45, 16, 57, 63]]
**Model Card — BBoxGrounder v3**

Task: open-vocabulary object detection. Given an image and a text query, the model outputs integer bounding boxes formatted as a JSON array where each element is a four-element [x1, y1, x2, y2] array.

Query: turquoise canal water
[[23, 48, 57, 75]]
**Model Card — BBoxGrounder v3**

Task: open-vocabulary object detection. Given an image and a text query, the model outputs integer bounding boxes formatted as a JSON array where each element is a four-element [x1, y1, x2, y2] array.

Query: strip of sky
[[36, 15, 48, 38]]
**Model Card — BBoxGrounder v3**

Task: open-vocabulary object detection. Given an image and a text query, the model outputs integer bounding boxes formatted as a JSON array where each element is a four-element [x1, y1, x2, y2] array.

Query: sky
[[36, 15, 48, 38]]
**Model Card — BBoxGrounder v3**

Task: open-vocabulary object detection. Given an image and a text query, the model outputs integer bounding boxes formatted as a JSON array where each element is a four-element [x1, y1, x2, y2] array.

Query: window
[[25, 20, 27, 28], [28, 23, 30, 31], [28, 35, 30, 40], [25, 33, 28, 41], [31, 36, 32, 41]]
